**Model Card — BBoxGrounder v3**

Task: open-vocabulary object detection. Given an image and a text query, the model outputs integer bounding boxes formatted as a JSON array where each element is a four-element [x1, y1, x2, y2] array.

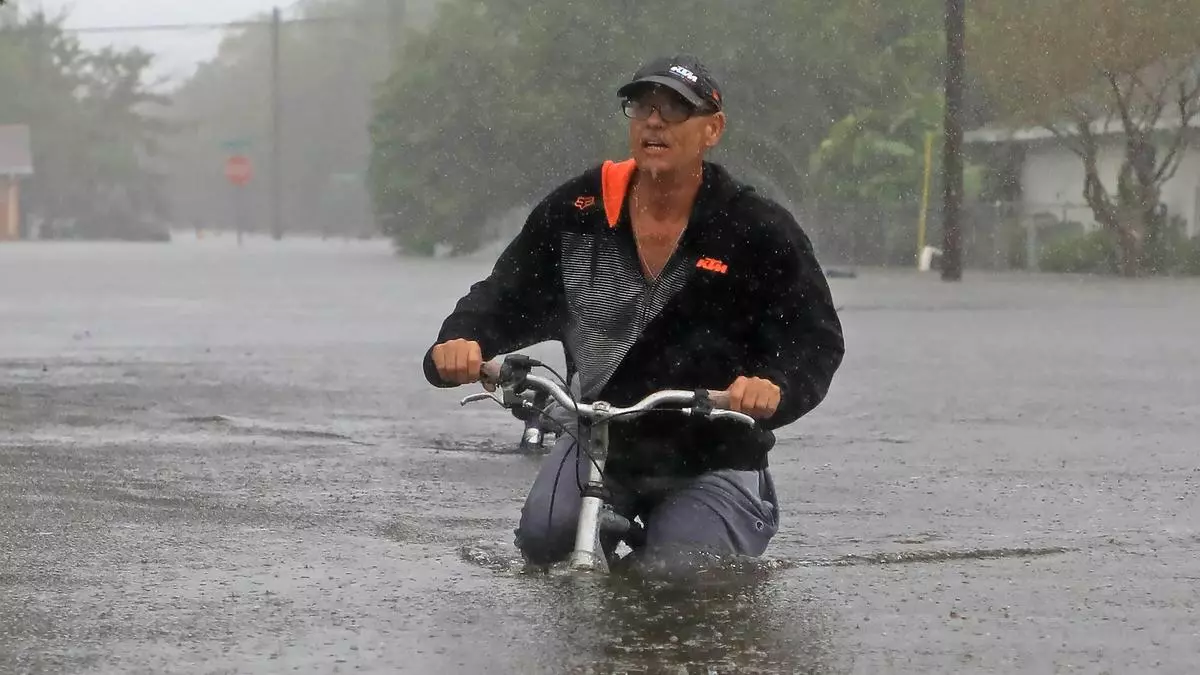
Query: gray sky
[[36, 0, 294, 84]]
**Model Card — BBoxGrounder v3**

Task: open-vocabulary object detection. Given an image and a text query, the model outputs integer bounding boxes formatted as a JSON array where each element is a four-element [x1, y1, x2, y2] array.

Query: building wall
[[1019, 138, 1200, 238], [1170, 150, 1200, 238]]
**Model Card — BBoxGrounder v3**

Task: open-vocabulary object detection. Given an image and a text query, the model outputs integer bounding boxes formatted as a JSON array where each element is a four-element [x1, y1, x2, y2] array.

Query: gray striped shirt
[[560, 229, 695, 399]]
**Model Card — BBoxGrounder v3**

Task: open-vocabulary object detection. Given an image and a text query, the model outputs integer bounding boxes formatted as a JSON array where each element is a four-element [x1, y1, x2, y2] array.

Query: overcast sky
[[34, 0, 295, 84]]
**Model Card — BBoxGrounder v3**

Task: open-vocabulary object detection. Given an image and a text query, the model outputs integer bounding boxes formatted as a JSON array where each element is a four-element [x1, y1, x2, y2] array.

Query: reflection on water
[[457, 538, 1074, 673], [597, 577, 841, 673], [511, 556, 846, 674]]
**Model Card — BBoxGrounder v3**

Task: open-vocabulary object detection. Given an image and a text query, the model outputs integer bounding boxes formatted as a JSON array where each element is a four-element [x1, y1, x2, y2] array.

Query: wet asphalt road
[[1, 234, 1198, 674]]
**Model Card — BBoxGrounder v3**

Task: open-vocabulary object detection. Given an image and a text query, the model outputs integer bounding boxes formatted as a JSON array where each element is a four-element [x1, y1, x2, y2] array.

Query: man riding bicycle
[[424, 55, 845, 572]]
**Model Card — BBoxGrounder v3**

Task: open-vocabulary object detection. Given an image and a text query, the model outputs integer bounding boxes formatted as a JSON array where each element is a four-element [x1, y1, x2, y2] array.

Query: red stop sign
[[225, 155, 253, 186]]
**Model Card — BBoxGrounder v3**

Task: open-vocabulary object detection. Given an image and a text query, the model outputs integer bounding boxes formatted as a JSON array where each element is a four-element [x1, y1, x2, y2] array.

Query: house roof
[[0, 124, 33, 175], [965, 116, 1200, 145]]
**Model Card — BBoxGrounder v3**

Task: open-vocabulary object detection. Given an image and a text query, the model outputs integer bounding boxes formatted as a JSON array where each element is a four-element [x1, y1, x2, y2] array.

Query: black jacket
[[423, 160, 844, 477]]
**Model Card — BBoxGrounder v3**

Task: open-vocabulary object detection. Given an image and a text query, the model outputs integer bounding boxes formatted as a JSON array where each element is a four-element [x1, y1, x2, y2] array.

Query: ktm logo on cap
[[669, 65, 699, 83], [696, 257, 728, 274]]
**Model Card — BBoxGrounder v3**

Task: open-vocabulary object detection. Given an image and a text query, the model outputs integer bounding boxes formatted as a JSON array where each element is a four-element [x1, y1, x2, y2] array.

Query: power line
[[59, 15, 380, 35], [64, 21, 267, 34]]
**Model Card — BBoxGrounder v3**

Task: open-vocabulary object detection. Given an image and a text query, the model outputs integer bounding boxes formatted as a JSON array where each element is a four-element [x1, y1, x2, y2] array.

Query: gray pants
[[514, 428, 780, 569]]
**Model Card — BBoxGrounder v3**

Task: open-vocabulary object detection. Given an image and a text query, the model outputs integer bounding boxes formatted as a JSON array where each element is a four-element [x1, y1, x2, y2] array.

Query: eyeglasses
[[622, 97, 714, 124]]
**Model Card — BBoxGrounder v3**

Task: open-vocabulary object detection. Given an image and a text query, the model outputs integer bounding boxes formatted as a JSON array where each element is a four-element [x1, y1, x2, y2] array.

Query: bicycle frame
[[460, 354, 756, 572]]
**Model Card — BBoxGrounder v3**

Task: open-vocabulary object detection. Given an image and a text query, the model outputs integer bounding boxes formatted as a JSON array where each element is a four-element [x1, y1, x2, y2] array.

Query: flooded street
[[2, 236, 1198, 674]]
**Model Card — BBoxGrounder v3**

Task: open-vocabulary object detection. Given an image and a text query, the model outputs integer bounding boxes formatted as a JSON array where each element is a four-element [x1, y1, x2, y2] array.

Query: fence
[[796, 199, 1160, 272], [799, 200, 1028, 271]]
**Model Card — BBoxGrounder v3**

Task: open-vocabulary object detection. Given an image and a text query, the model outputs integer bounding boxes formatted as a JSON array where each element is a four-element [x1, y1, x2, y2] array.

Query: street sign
[[225, 155, 253, 186], [221, 137, 254, 152]]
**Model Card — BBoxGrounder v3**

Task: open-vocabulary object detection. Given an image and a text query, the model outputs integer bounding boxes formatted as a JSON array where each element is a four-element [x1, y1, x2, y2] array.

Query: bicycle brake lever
[[460, 390, 505, 407], [503, 388, 539, 408]]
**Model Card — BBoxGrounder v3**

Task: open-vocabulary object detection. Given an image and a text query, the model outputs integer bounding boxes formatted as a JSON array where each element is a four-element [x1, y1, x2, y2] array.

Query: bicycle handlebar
[[470, 356, 756, 427]]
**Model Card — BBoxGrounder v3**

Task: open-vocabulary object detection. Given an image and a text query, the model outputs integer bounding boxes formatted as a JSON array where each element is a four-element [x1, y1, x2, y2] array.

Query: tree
[[0, 11, 169, 238], [807, 1, 944, 202], [971, 0, 1200, 276], [164, 0, 440, 238], [369, 0, 960, 256]]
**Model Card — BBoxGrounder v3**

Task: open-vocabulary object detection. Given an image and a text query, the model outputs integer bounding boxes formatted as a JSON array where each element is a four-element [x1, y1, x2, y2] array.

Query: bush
[[1004, 219, 1028, 269], [1141, 214, 1200, 276], [1036, 225, 1200, 277], [1039, 228, 1119, 274], [1176, 236, 1200, 276], [1006, 217, 1088, 270]]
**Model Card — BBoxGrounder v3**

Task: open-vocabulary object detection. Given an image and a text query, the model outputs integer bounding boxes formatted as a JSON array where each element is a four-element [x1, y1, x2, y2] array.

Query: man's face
[[624, 85, 726, 177]]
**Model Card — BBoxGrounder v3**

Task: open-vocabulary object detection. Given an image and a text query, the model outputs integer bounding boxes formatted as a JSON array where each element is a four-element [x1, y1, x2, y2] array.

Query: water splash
[[457, 541, 1072, 576], [794, 545, 1072, 567], [178, 414, 373, 445]]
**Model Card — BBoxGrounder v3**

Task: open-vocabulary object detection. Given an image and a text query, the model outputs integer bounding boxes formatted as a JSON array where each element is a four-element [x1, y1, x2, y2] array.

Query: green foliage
[[165, 0, 433, 237], [1178, 238, 1200, 276], [970, 0, 1200, 125], [0, 11, 169, 238], [368, 0, 966, 255], [1142, 215, 1200, 277], [1039, 227, 1120, 275], [807, 2, 946, 202], [1036, 216, 1200, 276], [970, 0, 1200, 277]]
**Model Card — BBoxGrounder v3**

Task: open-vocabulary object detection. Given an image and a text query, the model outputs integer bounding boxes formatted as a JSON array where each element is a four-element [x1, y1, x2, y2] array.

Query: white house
[[965, 116, 1200, 238]]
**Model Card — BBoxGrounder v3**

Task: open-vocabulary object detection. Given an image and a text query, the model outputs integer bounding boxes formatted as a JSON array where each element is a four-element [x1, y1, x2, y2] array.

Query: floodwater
[[1, 234, 1197, 674]]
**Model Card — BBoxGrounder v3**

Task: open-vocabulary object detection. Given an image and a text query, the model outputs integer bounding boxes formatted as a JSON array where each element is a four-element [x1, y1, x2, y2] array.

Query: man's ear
[[705, 112, 727, 148]]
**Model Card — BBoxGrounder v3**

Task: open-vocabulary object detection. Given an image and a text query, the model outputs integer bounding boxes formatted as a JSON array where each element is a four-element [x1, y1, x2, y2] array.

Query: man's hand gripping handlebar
[[460, 354, 757, 427]]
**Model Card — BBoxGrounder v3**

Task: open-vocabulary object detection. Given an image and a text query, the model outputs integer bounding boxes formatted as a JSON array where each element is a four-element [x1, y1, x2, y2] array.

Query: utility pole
[[941, 0, 965, 281], [387, 0, 407, 58], [270, 6, 283, 241], [387, 0, 398, 52]]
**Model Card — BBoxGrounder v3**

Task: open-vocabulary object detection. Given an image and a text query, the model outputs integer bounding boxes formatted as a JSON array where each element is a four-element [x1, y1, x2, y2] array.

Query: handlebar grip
[[480, 360, 502, 384], [706, 389, 731, 409]]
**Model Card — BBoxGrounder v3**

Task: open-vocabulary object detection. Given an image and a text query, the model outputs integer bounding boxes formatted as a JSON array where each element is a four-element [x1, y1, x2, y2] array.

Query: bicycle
[[459, 353, 757, 573]]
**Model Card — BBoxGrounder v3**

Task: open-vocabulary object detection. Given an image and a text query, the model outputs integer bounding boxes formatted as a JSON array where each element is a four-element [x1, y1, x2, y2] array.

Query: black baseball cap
[[616, 54, 723, 111]]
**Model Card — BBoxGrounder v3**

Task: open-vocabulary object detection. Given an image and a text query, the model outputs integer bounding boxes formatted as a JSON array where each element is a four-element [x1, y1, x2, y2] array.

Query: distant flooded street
[[2, 237, 1198, 673]]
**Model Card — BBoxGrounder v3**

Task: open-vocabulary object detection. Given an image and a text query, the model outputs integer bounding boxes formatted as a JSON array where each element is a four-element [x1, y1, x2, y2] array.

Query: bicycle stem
[[569, 410, 611, 571]]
